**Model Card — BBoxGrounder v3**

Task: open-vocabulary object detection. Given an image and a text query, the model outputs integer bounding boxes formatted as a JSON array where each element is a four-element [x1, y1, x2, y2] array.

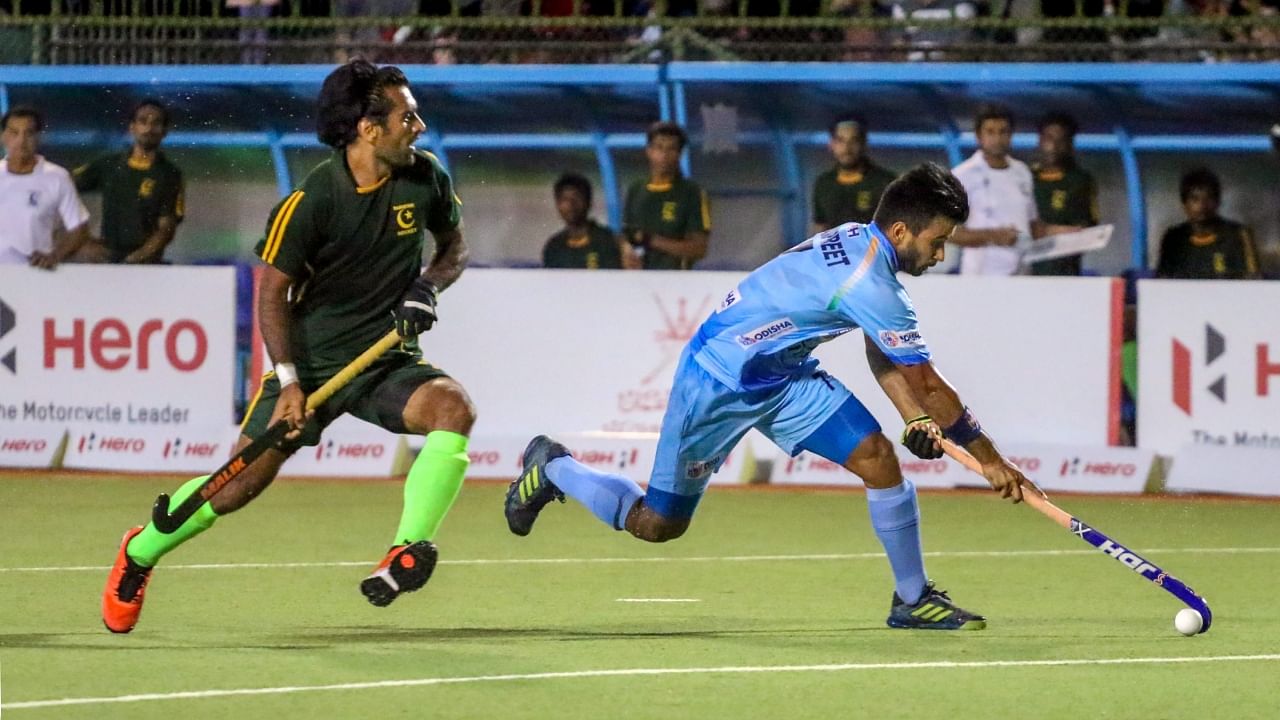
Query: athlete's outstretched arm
[[892, 359, 1028, 503], [423, 228, 468, 291]]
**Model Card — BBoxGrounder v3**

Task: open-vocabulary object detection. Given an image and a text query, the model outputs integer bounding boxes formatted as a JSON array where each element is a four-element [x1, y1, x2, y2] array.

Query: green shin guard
[[125, 475, 220, 567], [394, 431, 470, 544]]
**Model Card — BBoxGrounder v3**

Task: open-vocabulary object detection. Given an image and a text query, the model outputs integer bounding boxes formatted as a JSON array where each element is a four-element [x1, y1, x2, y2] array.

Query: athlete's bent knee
[[404, 379, 477, 435], [846, 432, 902, 489]]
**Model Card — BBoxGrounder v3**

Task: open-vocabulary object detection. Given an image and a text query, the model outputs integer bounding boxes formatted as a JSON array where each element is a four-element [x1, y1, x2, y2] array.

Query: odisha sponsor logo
[[315, 440, 386, 460], [467, 450, 501, 466], [879, 329, 923, 349], [162, 438, 220, 459], [574, 448, 641, 469], [78, 432, 145, 453], [684, 455, 722, 480], [0, 438, 48, 453], [737, 318, 796, 347], [900, 459, 947, 474], [1059, 457, 1134, 477], [43, 317, 208, 372]]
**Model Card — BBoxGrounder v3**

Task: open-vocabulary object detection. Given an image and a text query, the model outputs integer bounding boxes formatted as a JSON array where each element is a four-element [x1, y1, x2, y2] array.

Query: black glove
[[395, 277, 438, 338], [901, 414, 943, 460]]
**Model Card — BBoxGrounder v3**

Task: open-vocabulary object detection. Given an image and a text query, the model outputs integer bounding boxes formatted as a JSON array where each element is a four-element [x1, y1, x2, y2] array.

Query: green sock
[[394, 431, 470, 544], [125, 475, 220, 568]]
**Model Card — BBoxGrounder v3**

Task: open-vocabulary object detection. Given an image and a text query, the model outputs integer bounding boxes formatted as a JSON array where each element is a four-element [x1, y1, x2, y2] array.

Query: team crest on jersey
[[717, 287, 742, 313], [394, 203, 418, 236], [878, 328, 925, 349], [661, 201, 677, 222], [139, 178, 155, 199]]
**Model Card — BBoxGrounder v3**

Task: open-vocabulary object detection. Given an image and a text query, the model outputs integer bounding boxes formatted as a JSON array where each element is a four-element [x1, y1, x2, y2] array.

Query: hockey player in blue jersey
[[505, 163, 1032, 630]]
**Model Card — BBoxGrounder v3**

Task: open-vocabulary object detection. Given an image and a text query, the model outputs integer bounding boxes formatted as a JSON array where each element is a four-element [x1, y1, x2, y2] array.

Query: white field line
[[1, 546, 1277, 574], [4, 654, 1279, 711], [615, 598, 701, 603]]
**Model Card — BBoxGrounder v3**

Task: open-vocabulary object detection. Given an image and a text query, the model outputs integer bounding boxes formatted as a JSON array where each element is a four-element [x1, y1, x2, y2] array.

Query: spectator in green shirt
[[1030, 111, 1099, 276], [621, 122, 711, 271], [1155, 168, 1261, 280], [541, 172, 622, 270], [811, 113, 896, 234], [73, 99, 185, 264]]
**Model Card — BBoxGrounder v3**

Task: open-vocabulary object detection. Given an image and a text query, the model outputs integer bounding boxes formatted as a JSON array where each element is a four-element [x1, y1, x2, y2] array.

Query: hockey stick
[[941, 439, 1213, 633], [150, 329, 403, 533]]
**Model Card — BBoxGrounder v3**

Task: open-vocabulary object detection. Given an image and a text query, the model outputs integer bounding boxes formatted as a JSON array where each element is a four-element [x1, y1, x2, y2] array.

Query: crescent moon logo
[[396, 207, 415, 229]]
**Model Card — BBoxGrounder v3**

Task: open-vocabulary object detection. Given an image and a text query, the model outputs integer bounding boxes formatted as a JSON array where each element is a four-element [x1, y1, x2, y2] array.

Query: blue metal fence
[[3, 62, 1276, 270]]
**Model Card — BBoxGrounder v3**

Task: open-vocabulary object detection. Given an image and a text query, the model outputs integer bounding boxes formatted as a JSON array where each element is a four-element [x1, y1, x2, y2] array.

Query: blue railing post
[[0, 84, 9, 116], [672, 79, 691, 177], [592, 128, 622, 232], [1115, 125, 1148, 271], [771, 124, 805, 247], [266, 131, 292, 199]]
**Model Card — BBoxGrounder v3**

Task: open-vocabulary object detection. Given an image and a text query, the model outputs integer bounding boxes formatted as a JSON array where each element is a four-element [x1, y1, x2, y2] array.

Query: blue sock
[[545, 456, 644, 530], [866, 480, 928, 605]]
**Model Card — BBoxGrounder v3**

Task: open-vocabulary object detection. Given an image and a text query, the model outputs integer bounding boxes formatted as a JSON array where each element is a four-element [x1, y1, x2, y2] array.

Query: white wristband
[[275, 362, 299, 388]]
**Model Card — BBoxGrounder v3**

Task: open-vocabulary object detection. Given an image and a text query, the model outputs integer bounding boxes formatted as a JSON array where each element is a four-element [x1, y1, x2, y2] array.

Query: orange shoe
[[102, 526, 153, 634], [359, 541, 438, 607]]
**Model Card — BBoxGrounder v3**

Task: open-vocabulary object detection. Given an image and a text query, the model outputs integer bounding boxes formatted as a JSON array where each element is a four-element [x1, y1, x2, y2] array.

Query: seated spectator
[[73, 99, 185, 264], [0, 106, 90, 268], [812, 113, 896, 234], [542, 172, 623, 270], [621, 121, 710, 270], [1030, 111, 1099, 276], [1155, 167, 1261, 279]]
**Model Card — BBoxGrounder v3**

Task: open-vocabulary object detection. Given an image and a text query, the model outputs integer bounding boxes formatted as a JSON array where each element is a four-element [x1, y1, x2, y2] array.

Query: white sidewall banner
[[1138, 281, 1280, 476]]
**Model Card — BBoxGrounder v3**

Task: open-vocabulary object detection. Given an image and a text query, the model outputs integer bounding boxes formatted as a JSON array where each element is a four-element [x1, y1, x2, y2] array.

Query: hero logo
[[785, 454, 844, 474], [684, 455, 722, 480], [1172, 323, 1280, 415], [575, 447, 641, 470], [77, 432, 145, 454], [162, 438, 220, 459], [0, 297, 15, 374], [737, 318, 796, 348], [315, 439, 386, 460], [1060, 457, 1135, 477], [878, 328, 924, 349], [0, 438, 48, 453], [43, 318, 207, 372], [467, 450, 501, 466], [1098, 539, 1160, 577]]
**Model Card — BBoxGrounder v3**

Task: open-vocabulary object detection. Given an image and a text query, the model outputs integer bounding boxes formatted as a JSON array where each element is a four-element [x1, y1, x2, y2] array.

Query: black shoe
[[360, 540, 438, 607], [886, 581, 987, 631], [504, 435, 569, 536]]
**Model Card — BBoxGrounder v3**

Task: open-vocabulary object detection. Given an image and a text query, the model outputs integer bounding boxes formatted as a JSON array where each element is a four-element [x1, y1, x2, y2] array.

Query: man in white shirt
[[947, 104, 1074, 276], [0, 106, 90, 269]]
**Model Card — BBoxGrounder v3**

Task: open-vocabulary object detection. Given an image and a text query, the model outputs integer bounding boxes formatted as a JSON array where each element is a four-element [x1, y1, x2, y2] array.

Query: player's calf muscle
[[624, 502, 688, 542]]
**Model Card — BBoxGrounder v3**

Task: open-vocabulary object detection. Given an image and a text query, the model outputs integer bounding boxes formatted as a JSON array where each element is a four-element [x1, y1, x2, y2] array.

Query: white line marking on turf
[[615, 598, 701, 603], [1, 546, 1277, 574], [4, 655, 1279, 711]]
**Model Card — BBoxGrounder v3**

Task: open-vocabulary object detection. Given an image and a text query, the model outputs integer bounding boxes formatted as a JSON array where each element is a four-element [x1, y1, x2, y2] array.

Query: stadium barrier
[[2, 267, 1275, 495]]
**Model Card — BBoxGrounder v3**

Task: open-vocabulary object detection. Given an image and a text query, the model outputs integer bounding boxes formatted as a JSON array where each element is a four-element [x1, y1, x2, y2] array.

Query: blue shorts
[[645, 350, 881, 520]]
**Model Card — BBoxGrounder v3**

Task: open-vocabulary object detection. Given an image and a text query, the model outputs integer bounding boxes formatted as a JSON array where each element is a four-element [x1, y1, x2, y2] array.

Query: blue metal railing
[[6, 62, 1276, 270]]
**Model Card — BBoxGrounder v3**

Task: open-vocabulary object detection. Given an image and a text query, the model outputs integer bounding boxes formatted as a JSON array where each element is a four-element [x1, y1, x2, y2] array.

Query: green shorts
[[240, 354, 449, 452]]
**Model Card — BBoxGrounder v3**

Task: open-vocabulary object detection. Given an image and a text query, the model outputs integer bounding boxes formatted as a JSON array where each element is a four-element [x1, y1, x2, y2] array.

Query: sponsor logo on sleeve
[[736, 318, 796, 348], [878, 328, 925, 349], [717, 288, 742, 313]]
